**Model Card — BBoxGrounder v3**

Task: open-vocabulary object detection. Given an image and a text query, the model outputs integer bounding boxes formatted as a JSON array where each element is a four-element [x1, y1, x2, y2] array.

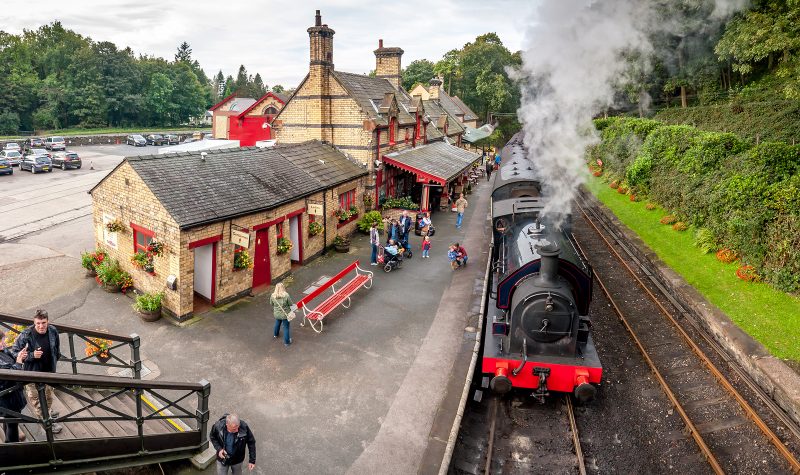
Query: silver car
[[45, 136, 66, 151], [3, 142, 21, 152], [0, 149, 22, 166]]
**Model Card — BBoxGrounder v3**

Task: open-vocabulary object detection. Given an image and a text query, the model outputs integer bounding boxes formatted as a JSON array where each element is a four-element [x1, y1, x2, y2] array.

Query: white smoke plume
[[513, 0, 746, 227]]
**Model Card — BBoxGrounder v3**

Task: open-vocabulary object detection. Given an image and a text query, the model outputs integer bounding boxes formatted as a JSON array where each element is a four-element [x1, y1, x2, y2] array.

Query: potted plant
[[336, 208, 352, 222], [277, 237, 293, 254], [333, 234, 350, 253], [349, 204, 359, 216], [363, 193, 374, 211], [85, 334, 114, 363], [308, 221, 323, 237], [233, 247, 253, 270], [133, 291, 164, 322], [356, 211, 383, 234], [105, 219, 125, 233], [95, 259, 124, 292], [131, 251, 154, 273], [146, 240, 165, 256], [81, 249, 106, 277]]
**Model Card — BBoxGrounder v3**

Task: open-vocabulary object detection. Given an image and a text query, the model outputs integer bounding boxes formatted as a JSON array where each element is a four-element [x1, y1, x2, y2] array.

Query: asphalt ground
[[5, 176, 492, 474]]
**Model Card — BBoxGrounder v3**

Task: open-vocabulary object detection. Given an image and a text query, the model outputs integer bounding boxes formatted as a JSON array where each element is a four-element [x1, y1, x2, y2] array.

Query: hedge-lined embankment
[[589, 117, 800, 293]]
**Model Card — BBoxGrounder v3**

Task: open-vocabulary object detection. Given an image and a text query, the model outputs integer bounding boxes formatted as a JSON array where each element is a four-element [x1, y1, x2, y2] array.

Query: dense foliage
[[590, 117, 800, 293]]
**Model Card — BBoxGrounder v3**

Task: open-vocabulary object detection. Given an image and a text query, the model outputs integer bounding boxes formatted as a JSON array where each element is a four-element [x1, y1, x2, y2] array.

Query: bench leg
[[308, 317, 323, 334], [341, 295, 352, 309]]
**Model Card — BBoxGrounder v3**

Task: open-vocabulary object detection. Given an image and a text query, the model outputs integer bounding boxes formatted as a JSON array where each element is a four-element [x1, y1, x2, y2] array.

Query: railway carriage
[[482, 134, 602, 403]]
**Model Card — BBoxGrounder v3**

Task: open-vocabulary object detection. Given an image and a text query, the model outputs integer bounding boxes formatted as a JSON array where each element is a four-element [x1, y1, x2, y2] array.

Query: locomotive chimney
[[537, 243, 560, 288]]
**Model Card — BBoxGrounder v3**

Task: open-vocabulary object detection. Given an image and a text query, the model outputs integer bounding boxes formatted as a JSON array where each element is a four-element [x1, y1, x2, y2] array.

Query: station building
[[89, 141, 366, 320], [409, 78, 480, 129], [272, 10, 479, 213], [211, 91, 289, 145]]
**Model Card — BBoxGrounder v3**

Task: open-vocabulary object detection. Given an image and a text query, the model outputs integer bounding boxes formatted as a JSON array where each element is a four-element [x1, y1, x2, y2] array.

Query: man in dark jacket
[[1, 328, 28, 442], [10, 309, 62, 434], [210, 413, 256, 473]]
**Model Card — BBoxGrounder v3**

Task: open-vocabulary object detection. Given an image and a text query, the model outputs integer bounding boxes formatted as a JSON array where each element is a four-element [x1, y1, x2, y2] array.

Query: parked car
[[3, 142, 21, 152], [20, 154, 52, 173], [126, 134, 147, 146], [44, 136, 66, 151], [27, 148, 52, 159], [0, 150, 23, 166], [0, 158, 12, 175], [145, 134, 166, 146], [51, 151, 82, 170], [163, 134, 179, 145], [23, 137, 46, 152]]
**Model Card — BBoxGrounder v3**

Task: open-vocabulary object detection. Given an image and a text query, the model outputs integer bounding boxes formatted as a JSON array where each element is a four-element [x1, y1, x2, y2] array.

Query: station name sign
[[231, 229, 250, 247]]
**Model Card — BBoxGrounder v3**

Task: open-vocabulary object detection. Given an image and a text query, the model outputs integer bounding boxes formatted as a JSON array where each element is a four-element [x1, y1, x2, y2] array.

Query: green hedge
[[592, 117, 800, 293]]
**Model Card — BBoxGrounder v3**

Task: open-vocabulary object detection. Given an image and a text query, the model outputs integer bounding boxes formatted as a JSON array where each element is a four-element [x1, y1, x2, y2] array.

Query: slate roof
[[383, 141, 479, 184], [332, 71, 415, 125], [463, 124, 495, 143], [423, 100, 465, 136], [450, 95, 479, 121], [436, 92, 469, 122], [227, 98, 257, 112], [97, 141, 366, 229]]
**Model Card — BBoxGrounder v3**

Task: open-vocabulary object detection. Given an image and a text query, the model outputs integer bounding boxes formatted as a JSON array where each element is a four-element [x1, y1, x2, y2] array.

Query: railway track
[[450, 391, 585, 475], [575, 191, 800, 474]]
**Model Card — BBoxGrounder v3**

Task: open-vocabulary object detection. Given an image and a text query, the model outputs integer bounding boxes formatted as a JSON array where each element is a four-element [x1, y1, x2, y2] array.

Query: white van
[[45, 136, 66, 151]]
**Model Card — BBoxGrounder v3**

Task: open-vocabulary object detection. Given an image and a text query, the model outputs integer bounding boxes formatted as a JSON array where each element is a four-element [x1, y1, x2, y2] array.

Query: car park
[[28, 148, 52, 159], [163, 134, 179, 145], [0, 158, 12, 175], [20, 154, 52, 173], [52, 151, 82, 170], [126, 134, 147, 146], [3, 142, 21, 152], [23, 137, 46, 152], [145, 134, 166, 146], [0, 150, 23, 166], [45, 136, 66, 151]]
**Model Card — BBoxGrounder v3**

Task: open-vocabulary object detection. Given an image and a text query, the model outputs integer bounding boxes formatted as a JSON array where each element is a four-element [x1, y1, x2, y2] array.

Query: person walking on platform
[[10, 309, 62, 434], [210, 413, 256, 474], [270, 283, 294, 347], [399, 210, 413, 248], [387, 219, 401, 245], [370, 222, 380, 266], [1, 329, 28, 443], [485, 160, 493, 181], [455, 194, 468, 228], [494, 152, 501, 168], [421, 236, 431, 259]]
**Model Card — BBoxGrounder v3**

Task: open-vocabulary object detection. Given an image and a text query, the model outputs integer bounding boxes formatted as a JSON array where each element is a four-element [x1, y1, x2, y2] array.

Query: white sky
[[0, 0, 537, 89]]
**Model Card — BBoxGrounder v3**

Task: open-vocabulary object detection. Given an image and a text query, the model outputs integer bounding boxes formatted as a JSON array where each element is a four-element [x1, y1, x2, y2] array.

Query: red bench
[[296, 260, 373, 333]]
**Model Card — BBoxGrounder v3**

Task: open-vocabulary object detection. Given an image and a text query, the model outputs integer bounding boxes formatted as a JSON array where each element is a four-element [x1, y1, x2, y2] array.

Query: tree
[[402, 59, 435, 91], [272, 84, 285, 93], [171, 63, 206, 125], [252, 73, 267, 97], [234, 65, 249, 94], [175, 41, 192, 63], [0, 111, 20, 135], [223, 75, 236, 98], [434, 49, 461, 95], [146, 73, 174, 125]]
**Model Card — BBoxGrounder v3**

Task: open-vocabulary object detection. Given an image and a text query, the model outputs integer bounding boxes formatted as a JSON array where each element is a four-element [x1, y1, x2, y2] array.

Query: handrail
[[1, 312, 142, 379], [0, 369, 205, 391]]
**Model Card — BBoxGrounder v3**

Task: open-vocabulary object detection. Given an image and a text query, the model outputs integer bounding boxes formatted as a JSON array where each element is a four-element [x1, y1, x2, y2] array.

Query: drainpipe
[[323, 189, 328, 255]]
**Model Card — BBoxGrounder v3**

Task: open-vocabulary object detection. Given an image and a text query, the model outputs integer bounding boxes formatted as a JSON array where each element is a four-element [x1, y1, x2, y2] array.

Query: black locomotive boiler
[[481, 134, 602, 403]]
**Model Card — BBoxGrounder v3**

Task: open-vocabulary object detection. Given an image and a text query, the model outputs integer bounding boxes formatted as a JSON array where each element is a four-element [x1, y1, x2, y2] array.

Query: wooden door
[[253, 229, 271, 288]]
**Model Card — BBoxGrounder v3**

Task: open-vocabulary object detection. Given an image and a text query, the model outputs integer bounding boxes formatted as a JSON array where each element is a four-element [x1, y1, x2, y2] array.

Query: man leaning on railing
[[1, 328, 28, 442], [9, 309, 63, 434]]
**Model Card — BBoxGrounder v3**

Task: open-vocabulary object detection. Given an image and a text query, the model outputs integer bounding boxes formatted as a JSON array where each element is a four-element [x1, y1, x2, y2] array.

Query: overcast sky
[[0, 0, 537, 89]]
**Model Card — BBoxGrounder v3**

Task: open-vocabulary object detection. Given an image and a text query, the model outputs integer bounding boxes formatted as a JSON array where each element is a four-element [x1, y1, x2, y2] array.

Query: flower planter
[[96, 353, 112, 363], [334, 243, 350, 253], [138, 308, 162, 322], [102, 282, 121, 293], [86, 269, 97, 277]]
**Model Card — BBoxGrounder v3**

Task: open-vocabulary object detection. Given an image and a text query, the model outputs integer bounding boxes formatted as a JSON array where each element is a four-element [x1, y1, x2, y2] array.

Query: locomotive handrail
[[0, 313, 142, 378], [512, 338, 527, 376]]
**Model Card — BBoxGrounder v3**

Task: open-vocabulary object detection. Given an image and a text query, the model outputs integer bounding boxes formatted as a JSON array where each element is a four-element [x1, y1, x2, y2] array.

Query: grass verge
[[586, 176, 800, 363]]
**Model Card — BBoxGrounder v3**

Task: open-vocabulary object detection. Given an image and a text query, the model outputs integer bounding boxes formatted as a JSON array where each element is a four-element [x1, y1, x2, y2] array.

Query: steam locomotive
[[481, 134, 602, 403]]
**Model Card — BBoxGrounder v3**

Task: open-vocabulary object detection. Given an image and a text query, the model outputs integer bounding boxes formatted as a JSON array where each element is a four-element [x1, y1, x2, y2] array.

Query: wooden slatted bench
[[296, 260, 373, 333]]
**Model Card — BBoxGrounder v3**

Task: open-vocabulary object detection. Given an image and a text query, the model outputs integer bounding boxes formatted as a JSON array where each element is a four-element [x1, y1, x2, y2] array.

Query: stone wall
[[1, 132, 197, 150]]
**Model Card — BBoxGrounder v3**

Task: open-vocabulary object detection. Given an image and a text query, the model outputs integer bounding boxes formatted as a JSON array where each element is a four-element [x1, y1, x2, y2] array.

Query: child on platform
[[421, 236, 431, 258]]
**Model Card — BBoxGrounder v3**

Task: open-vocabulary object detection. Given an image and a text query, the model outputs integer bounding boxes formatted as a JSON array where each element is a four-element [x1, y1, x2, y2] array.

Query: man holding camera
[[10, 309, 62, 434], [210, 413, 256, 474]]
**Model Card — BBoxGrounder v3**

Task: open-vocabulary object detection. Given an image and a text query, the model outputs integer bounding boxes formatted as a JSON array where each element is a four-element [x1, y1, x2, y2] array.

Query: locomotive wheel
[[490, 374, 512, 394], [574, 382, 597, 403]]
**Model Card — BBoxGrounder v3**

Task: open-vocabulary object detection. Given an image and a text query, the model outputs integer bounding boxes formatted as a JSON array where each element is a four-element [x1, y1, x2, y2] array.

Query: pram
[[378, 244, 405, 273]]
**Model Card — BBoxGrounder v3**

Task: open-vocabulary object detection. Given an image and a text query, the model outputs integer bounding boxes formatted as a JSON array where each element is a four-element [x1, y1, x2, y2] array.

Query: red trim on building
[[253, 216, 285, 231], [211, 242, 218, 304], [130, 223, 155, 254], [209, 93, 238, 112], [188, 234, 223, 250], [235, 92, 287, 119], [286, 207, 306, 219], [382, 156, 447, 186]]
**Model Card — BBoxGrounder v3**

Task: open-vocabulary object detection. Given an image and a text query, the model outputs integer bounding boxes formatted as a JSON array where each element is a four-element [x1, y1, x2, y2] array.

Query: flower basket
[[146, 240, 165, 257], [81, 249, 107, 276], [276, 237, 293, 255], [133, 292, 163, 322], [233, 247, 253, 270], [85, 334, 113, 362], [333, 235, 350, 253], [131, 251, 151, 269], [336, 209, 352, 222], [308, 221, 323, 237], [105, 219, 125, 233]]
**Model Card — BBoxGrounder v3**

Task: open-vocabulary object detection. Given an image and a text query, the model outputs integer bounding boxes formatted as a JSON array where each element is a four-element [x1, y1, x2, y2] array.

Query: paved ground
[[0, 169, 492, 474]]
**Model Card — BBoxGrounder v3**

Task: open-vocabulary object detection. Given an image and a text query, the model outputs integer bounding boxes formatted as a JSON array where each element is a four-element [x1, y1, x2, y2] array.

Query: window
[[132, 224, 155, 253], [339, 189, 355, 210], [276, 222, 283, 240]]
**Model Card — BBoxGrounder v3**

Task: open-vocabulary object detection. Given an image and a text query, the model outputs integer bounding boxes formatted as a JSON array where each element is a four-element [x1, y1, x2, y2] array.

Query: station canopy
[[462, 124, 495, 143], [383, 142, 479, 185]]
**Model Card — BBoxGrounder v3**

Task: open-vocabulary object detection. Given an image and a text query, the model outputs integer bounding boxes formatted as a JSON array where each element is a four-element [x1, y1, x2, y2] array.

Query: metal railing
[[0, 369, 210, 472], [1, 313, 142, 379]]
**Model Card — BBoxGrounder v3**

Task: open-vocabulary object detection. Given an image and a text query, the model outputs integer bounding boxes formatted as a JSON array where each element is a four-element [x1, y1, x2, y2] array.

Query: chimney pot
[[315, 10, 321, 26], [379, 39, 383, 48]]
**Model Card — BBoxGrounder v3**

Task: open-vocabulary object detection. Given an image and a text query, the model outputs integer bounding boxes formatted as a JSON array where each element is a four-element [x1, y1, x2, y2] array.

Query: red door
[[253, 229, 271, 288]]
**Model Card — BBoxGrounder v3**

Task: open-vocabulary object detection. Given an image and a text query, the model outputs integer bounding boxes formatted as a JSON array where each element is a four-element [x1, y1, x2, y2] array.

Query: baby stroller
[[378, 244, 404, 273]]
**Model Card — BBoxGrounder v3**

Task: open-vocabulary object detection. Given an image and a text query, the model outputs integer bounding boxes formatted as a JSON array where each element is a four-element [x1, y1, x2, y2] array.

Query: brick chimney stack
[[306, 10, 336, 143], [374, 39, 404, 90], [428, 76, 443, 99]]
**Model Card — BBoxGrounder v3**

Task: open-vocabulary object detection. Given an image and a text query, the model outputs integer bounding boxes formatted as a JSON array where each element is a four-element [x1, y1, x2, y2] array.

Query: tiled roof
[[227, 98, 257, 112], [436, 93, 468, 122], [450, 95, 479, 121], [121, 141, 366, 229], [274, 91, 291, 103], [423, 100, 465, 136], [383, 141, 479, 184], [332, 71, 415, 125]]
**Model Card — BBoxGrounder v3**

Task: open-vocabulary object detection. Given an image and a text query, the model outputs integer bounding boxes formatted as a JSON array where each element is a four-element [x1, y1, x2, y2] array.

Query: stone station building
[[273, 10, 478, 213], [89, 140, 366, 320]]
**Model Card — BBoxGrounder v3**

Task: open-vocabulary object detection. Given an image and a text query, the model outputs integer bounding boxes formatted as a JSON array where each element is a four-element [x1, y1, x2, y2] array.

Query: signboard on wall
[[102, 214, 118, 249], [231, 229, 250, 248], [308, 204, 323, 216]]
